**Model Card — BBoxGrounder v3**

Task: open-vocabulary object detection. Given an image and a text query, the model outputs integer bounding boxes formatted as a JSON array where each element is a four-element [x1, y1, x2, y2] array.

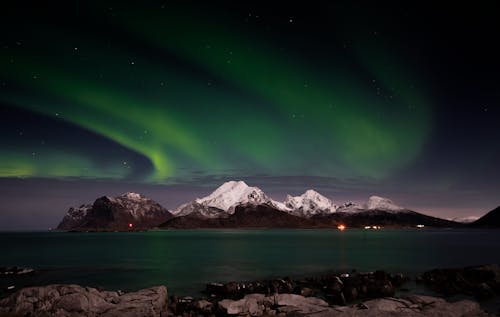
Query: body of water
[[1, 229, 500, 295]]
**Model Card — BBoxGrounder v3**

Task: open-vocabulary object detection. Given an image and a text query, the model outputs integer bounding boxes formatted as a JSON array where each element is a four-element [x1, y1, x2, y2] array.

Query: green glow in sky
[[0, 2, 433, 182]]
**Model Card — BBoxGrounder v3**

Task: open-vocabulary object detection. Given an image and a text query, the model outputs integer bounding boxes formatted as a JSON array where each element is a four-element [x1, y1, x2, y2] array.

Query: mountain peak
[[120, 192, 144, 200], [303, 189, 321, 197], [205, 181, 249, 198], [57, 193, 172, 231], [193, 180, 271, 213], [366, 195, 404, 211], [284, 189, 336, 217]]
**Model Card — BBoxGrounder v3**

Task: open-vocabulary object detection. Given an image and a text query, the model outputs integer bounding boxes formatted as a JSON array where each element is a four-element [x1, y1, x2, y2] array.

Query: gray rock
[[0, 284, 168, 317], [217, 293, 493, 317], [333, 295, 493, 317], [219, 294, 265, 316], [194, 299, 212, 311], [273, 293, 338, 315]]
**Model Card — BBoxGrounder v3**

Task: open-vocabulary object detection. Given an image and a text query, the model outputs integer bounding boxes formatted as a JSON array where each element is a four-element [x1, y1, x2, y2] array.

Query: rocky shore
[[0, 284, 168, 317], [1, 265, 499, 316]]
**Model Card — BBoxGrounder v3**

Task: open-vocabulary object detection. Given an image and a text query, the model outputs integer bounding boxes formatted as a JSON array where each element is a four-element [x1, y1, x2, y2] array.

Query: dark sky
[[1, 1, 499, 229]]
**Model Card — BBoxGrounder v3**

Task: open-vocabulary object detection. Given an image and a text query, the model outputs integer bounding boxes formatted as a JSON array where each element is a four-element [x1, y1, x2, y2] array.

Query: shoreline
[[2, 265, 499, 316]]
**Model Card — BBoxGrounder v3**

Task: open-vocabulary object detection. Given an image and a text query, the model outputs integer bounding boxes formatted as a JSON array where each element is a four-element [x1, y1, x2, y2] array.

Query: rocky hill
[[57, 192, 173, 231]]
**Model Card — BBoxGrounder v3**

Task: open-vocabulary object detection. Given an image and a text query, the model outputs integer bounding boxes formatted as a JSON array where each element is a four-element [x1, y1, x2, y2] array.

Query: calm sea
[[1, 229, 500, 296]]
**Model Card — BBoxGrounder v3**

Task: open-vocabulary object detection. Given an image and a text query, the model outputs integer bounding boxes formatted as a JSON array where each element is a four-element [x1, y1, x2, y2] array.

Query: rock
[[0, 266, 35, 276], [219, 294, 265, 316], [195, 299, 212, 311], [293, 286, 314, 297], [343, 286, 358, 301], [373, 270, 387, 281], [330, 295, 493, 316], [206, 282, 225, 296], [217, 293, 493, 317], [273, 293, 339, 315], [0, 284, 168, 317], [422, 264, 500, 299], [352, 295, 489, 317], [389, 273, 408, 287]]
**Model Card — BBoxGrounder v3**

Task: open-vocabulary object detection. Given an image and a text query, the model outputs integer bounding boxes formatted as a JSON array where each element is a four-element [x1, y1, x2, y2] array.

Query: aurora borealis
[[1, 1, 499, 228]]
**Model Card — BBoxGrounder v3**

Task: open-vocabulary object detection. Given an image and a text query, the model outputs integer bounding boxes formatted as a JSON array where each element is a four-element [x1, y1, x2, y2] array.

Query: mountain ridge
[[57, 192, 173, 231], [56, 181, 475, 231]]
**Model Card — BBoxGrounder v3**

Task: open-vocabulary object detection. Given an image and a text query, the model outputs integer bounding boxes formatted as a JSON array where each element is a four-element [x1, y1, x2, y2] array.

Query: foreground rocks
[[2, 265, 499, 316], [0, 284, 168, 317], [172, 293, 492, 316], [0, 284, 494, 317], [205, 270, 406, 306], [420, 264, 500, 299]]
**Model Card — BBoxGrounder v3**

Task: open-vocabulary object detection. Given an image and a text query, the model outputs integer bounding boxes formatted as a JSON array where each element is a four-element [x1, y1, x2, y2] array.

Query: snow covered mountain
[[174, 181, 279, 218], [173, 181, 411, 219], [196, 181, 272, 211], [365, 195, 406, 212], [284, 189, 337, 217], [57, 181, 464, 230]]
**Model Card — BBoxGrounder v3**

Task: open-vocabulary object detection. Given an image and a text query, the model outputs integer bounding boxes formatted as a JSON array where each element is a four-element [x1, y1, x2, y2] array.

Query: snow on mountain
[[365, 196, 405, 212], [284, 189, 337, 217], [111, 192, 166, 218], [336, 201, 364, 213], [60, 204, 92, 225], [196, 181, 272, 211], [174, 181, 280, 218], [450, 216, 480, 223], [57, 192, 172, 230], [172, 180, 411, 219]]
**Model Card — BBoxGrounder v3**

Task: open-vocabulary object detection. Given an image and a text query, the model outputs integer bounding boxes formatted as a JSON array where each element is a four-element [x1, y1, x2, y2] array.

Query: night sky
[[1, 1, 499, 229]]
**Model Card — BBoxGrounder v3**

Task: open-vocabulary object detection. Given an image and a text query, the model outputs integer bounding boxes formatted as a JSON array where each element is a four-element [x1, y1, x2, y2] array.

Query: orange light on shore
[[337, 224, 346, 231], [128, 223, 133, 228]]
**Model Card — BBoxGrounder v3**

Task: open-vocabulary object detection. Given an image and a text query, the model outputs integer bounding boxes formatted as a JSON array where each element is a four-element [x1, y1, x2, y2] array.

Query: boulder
[[217, 293, 492, 317], [0, 284, 168, 317], [343, 295, 493, 317], [219, 294, 266, 316], [422, 264, 500, 298]]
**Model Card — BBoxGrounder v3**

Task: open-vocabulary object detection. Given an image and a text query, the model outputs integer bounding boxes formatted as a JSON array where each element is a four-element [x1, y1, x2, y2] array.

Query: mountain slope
[[284, 189, 337, 217], [173, 181, 280, 218], [314, 209, 462, 228], [57, 192, 173, 231], [366, 196, 405, 212], [470, 206, 500, 228], [161, 203, 324, 229]]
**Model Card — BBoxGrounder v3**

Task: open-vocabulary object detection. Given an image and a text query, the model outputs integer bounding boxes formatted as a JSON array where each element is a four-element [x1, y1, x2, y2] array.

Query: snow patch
[[284, 189, 337, 217], [195, 180, 272, 213], [366, 196, 404, 212]]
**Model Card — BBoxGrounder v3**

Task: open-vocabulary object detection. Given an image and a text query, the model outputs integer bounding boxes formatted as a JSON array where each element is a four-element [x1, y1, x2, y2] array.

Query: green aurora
[[0, 2, 433, 183]]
